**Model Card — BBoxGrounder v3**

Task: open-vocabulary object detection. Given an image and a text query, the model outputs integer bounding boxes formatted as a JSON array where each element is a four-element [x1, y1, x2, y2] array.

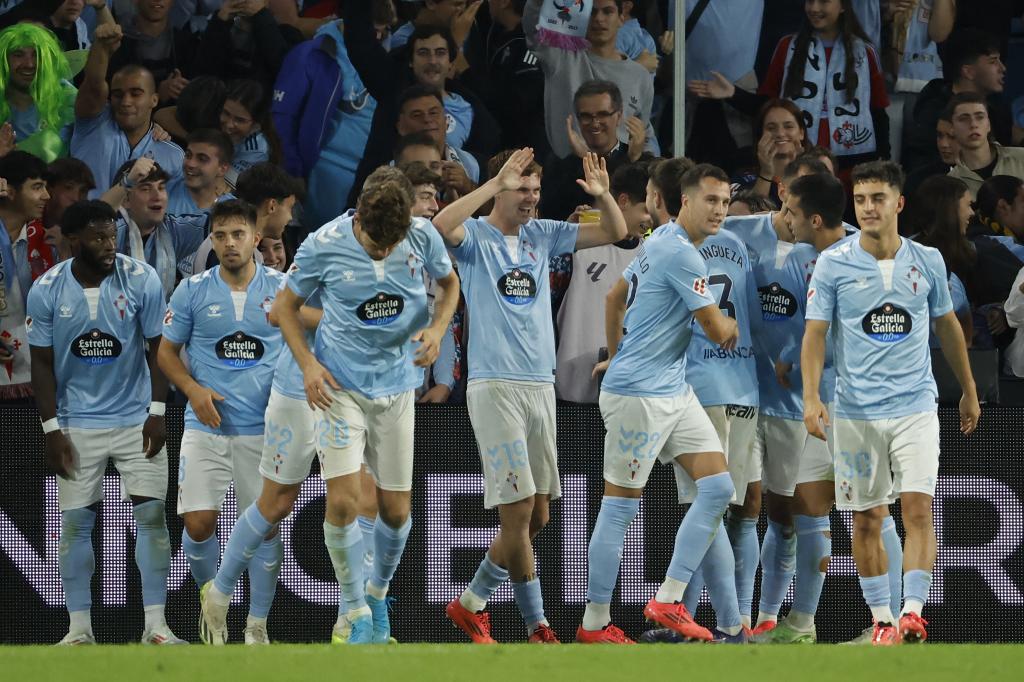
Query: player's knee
[[61, 507, 97, 541], [259, 488, 299, 524], [132, 499, 167, 530], [697, 472, 735, 509], [851, 509, 885, 536], [528, 509, 549, 538], [901, 504, 933, 532], [378, 504, 410, 529], [182, 514, 217, 542]]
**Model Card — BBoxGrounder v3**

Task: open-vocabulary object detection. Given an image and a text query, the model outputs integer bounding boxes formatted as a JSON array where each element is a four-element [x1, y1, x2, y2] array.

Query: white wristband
[[149, 401, 166, 417], [41, 418, 60, 434]]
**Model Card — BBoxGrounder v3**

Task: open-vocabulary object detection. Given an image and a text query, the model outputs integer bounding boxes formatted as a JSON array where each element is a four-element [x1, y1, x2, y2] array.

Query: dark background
[[1, 405, 1022, 644]]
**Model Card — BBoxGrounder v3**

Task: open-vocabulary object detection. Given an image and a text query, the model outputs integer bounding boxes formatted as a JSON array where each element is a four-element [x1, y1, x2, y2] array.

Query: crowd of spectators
[[3, 0, 1024, 405]]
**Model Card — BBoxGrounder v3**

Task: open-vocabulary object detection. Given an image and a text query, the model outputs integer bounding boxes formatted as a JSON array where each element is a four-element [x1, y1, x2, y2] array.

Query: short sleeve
[[805, 255, 837, 322], [534, 219, 579, 258], [73, 105, 112, 138], [139, 268, 167, 339], [161, 278, 194, 344], [926, 250, 954, 317], [419, 222, 453, 280], [663, 239, 717, 311], [449, 218, 479, 260], [25, 283, 54, 347], [286, 236, 323, 299]]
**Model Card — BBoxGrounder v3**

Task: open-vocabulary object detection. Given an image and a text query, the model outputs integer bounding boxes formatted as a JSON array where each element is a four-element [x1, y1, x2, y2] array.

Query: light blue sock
[[702, 521, 742, 630], [59, 507, 96, 613], [182, 527, 220, 587], [368, 516, 412, 593], [902, 569, 932, 612], [682, 566, 704, 615], [881, 516, 904, 615], [859, 574, 891, 611], [758, 520, 796, 617], [666, 473, 734, 583], [323, 520, 367, 611], [726, 511, 759, 618], [358, 515, 376, 575], [586, 496, 640, 604], [132, 501, 170, 607], [792, 514, 831, 617], [214, 503, 273, 597], [512, 578, 546, 629], [466, 554, 509, 603], [248, 535, 283, 619]]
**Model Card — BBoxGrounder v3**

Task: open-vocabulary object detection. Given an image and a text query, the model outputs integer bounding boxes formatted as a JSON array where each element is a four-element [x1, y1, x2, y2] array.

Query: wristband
[[41, 418, 60, 434], [758, 174, 774, 183], [120, 172, 136, 189], [149, 401, 166, 417]]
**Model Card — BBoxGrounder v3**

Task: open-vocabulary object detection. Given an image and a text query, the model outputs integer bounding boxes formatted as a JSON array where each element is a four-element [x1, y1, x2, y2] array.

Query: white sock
[[68, 609, 91, 634], [655, 577, 687, 603], [528, 618, 550, 634], [208, 584, 230, 607], [582, 602, 611, 631], [740, 615, 752, 629], [786, 610, 815, 631], [247, 614, 267, 628], [719, 624, 743, 636], [143, 605, 166, 632], [366, 582, 388, 600], [459, 589, 487, 613], [869, 604, 896, 624], [901, 598, 925, 616], [756, 611, 777, 627]]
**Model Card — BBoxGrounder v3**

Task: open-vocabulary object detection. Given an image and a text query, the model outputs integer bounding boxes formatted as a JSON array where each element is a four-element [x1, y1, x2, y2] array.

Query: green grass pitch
[[2, 644, 1023, 682]]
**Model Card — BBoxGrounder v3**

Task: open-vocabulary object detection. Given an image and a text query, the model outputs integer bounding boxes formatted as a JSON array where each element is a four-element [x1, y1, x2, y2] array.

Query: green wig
[[0, 23, 72, 134]]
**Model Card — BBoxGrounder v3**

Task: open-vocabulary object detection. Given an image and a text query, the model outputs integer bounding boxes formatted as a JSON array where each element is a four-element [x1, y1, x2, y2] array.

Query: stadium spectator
[[1004, 264, 1024, 377], [166, 127, 234, 217], [390, 0, 476, 51], [946, 93, 1024, 199], [100, 157, 205, 298], [904, 110, 959, 200], [72, 23, 184, 194], [220, 79, 279, 186], [396, 85, 479, 191], [107, 0, 198, 103], [152, 75, 229, 143], [904, 29, 1013, 173], [0, 151, 52, 401], [395, 131, 445, 175], [540, 81, 642, 221], [522, 0, 657, 160], [0, 22, 77, 161], [735, 99, 811, 200], [975, 175, 1024, 260], [47, 0, 107, 52], [194, 0, 303, 88], [727, 190, 777, 217], [40, 156, 95, 260]]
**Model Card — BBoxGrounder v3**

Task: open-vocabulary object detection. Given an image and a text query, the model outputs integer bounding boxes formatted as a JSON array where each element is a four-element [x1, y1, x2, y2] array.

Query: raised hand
[[451, 0, 483, 46], [626, 116, 646, 162], [566, 116, 589, 159], [495, 148, 535, 192], [0, 122, 15, 157], [687, 71, 735, 100], [93, 22, 123, 54], [575, 152, 611, 198]]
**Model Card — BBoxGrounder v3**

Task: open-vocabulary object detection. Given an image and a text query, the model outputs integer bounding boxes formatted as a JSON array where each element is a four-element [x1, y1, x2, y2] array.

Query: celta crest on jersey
[[357, 293, 405, 325], [758, 282, 797, 320], [215, 332, 265, 368], [71, 329, 122, 365], [862, 303, 912, 342], [497, 268, 538, 305]]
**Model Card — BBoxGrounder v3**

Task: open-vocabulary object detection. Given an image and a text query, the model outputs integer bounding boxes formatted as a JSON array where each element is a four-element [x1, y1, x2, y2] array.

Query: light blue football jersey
[[723, 213, 801, 418], [165, 178, 236, 218], [602, 223, 718, 398], [286, 214, 452, 399], [271, 286, 322, 401], [805, 236, 953, 419], [162, 265, 286, 435], [114, 212, 207, 280], [71, 106, 184, 195], [685, 229, 759, 407], [26, 255, 165, 428], [450, 217, 579, 383]]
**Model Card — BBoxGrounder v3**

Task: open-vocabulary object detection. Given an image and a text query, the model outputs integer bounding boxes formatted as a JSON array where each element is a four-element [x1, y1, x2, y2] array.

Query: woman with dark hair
[[690, 0, 890, 172], [736, 99, 811, 198], [220, 79, 283, 186], [911, 175, 974, 348], [152, 75, 228, 144], [974, 175, 1024, 255]]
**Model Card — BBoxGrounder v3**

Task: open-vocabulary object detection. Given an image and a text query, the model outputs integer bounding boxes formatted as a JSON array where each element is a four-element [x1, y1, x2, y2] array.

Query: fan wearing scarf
[[0, 151, 53, 400], [0, 21, 77, 163], [100, 157, 206, 300]]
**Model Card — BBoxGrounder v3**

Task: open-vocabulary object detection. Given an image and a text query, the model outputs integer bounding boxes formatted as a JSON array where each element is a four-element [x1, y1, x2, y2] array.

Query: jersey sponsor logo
[[692, 276, 708, 295], [861, 303, 912, 342], [357, 293, 404, 325], [497, 269, 537, 305], [758, 283, 797, 320], [71, 329, 122, 365], [215, 331, 265, 368], [701, 345, 755, 360]]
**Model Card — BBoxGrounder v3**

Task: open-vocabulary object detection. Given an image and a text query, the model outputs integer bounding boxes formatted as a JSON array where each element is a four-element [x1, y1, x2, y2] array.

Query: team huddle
[[28, 146, 978, 648]]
